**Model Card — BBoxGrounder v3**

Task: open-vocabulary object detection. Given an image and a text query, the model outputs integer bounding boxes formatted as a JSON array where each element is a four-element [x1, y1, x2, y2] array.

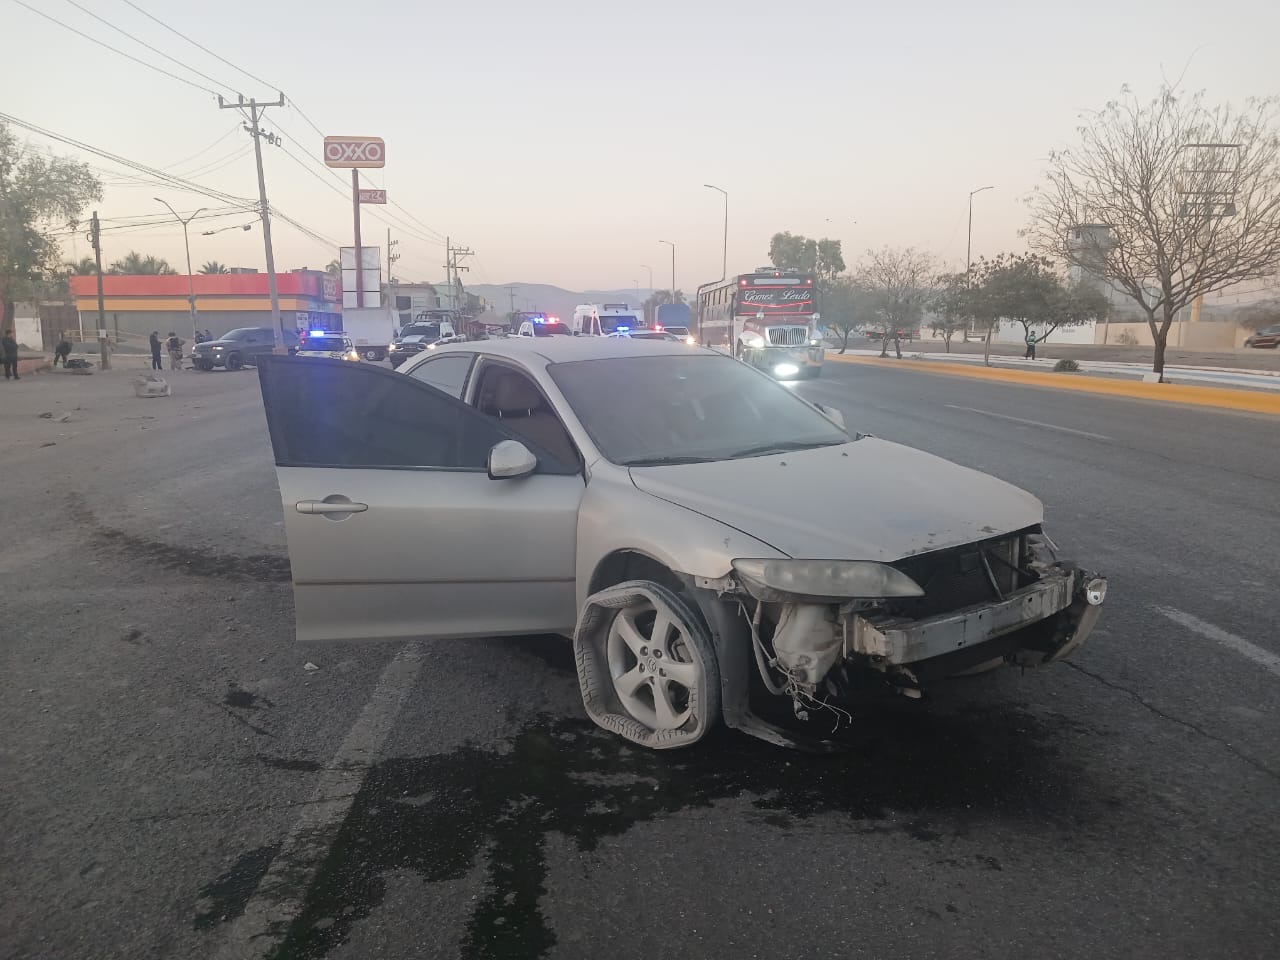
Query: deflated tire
[[574, 580, 720, 750]]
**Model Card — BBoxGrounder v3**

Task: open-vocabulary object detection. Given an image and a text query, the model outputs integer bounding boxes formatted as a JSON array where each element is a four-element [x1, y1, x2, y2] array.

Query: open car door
[[256, 357, 583, 642]]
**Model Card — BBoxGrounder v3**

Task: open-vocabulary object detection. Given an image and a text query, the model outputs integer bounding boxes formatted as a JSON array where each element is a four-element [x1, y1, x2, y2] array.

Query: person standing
[[2, 329, 19, 380], [1024, 328, 1037, 360], [54, 337, 73, 366], [165, 332, 184, 371], [149, 331, 163, 370]]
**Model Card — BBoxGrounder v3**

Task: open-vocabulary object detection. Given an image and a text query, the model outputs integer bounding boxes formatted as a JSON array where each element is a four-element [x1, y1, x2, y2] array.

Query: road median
[[828, 354, 1280, 416]]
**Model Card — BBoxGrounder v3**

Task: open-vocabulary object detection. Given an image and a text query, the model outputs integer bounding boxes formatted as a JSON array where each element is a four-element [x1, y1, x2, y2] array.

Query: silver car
[[256, 338, 1106, 750]]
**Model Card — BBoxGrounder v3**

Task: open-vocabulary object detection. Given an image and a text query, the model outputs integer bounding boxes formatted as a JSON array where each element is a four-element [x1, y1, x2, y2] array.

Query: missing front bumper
[[847, 565, 1104, 667]]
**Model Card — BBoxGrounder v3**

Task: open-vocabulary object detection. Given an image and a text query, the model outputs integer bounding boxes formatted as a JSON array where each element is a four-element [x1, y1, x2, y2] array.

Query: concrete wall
[[1095, 320, 1246, 349], [992, 320, 1096, 345]]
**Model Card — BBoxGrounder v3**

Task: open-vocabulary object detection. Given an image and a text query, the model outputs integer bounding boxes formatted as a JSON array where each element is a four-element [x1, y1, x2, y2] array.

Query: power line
[[0, 110, 255, 208], [158, 123, 243, 172], [10, 0, 219, 97], [58, 0, 240, 96], [118, 0, 278, 92]]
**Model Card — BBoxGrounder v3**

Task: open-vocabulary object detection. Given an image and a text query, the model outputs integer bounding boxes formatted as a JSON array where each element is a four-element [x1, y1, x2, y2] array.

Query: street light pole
[[155, 198, 207, 344], [640, 264, 653, 299], [704, 184, 728, 281], [658, 240, 676, 303], [965, 185, 994, 287], [966, 185, 994, 343]]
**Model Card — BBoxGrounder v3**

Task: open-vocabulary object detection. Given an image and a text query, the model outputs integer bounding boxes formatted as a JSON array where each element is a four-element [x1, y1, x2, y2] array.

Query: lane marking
[[944, 404, 1113, 441], [211, 643, 425, 960], [1158, 607, 1280, 679]]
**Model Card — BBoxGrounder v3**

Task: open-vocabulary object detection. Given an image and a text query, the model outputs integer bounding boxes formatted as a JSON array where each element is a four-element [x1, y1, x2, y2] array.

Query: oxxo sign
[[323, 136, 386, 168]]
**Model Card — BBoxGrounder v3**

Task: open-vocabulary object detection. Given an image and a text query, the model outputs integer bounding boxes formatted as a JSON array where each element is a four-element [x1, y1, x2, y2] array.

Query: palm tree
[[108, 251, 178, 275], [199, 261, 230, 274], [325, 259, 341, 279], [63, 257, 98, 275]]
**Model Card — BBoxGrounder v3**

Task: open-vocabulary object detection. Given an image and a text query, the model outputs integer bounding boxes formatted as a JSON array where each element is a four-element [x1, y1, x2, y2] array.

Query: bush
[[1115, 330, 1138, 345], [1053, 358, 1080, 372]]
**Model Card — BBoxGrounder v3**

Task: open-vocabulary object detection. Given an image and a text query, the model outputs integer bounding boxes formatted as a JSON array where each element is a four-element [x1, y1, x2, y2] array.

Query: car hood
[[194, 339, 236, 350], [627, 438, 1043, 561]]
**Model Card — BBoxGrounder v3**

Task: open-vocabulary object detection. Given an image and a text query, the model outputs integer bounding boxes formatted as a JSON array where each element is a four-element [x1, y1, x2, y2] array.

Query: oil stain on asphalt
[[259, 703, 1109, 960]]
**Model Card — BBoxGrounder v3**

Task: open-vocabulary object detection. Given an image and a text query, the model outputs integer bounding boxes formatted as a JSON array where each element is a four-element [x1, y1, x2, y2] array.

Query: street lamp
[[658, 240, 676, 304], [155, 197, 206, 343], [201, 222, 254, 236], [704, 184, 728, 281]]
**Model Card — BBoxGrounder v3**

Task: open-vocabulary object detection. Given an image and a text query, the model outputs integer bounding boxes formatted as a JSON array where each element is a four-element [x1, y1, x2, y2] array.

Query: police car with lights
[[296, 331, 360, 361]]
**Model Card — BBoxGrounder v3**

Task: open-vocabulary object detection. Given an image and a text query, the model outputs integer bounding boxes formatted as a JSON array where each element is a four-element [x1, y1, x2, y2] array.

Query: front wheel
[[195, 359, 214, 372], [574, 580, 720, 750], [226, 353, 244, 371]]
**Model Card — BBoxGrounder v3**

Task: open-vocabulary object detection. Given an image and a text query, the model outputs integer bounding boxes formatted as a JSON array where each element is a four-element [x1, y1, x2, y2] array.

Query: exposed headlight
[[346, 351, 360, 361], [685, 336, 697, 345], [388, 343, 397, 350], [774, 363, 800, 377], [732, 559, 924, 602]]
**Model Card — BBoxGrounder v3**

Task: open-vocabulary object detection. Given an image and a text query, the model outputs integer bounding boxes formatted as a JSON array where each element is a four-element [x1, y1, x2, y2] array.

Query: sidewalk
[[831, 348, 1280, 392], [827, 353, 1280, 416]]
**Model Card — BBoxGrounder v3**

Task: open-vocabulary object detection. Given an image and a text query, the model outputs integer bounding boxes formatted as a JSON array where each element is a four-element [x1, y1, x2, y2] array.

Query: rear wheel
[[575, 580, 720, 750], [363, 349, 379, 361]]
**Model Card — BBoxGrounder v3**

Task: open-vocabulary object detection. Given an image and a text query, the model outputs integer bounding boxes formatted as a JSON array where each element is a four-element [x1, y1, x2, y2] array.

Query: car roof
[[428, 335, 703, 365]]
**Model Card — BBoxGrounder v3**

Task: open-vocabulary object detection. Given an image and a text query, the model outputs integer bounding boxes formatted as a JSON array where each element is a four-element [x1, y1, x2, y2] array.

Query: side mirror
[[814, 403, 845, 430], [488, 439, 537, 480]]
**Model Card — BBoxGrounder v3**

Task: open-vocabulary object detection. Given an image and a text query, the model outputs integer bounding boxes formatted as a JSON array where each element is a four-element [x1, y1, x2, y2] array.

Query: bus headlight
[[774, 363, 800, 377]]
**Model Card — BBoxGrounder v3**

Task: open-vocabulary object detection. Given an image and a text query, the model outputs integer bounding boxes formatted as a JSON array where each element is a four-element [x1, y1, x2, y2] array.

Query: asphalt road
[[2, 360, 1278, 960]]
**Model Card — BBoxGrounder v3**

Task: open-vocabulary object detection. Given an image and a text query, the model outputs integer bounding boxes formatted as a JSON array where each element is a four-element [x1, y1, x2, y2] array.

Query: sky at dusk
[[7, 0, 1280, 292]]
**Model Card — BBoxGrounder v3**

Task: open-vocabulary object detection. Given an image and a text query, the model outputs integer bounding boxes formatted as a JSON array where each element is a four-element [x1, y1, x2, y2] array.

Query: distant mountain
[[467, 283, 650, 322]]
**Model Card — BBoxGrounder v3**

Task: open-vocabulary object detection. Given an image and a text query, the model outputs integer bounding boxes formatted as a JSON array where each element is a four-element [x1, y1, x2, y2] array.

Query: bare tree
[[1027, 86, 1280, 380], [857, 246, 936, 358]]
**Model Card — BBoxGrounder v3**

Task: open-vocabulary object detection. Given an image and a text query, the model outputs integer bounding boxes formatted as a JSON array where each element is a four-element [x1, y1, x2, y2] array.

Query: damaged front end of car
[[691, 530, 1106, 746]]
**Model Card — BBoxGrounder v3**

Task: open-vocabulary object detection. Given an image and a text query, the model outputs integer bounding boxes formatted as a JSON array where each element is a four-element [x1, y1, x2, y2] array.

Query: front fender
[[575, 467, 783, 614]]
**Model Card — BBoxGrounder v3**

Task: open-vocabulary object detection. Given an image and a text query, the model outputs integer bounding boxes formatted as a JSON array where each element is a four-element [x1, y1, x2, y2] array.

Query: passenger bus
[[697, 268, 824, 378]]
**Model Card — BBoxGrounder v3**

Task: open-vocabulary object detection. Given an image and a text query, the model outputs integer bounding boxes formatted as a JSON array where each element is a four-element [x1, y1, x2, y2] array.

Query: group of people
[[149, 332, 186, 371]]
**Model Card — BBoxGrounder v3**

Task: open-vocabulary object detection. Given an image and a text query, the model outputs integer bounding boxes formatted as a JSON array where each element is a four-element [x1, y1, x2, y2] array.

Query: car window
[[471, 362, 580, 470], [548, 353, 847, 466], [258, 358, 513, 470], [405, 353, 475, 399]]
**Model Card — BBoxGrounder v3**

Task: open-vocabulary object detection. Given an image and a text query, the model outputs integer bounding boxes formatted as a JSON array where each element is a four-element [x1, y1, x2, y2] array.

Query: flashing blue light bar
[[309, 330, 326, 336], [617, 325, 630, 332]]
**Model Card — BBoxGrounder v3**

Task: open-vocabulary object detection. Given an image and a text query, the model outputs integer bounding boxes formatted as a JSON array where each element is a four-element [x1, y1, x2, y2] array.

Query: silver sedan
[[255, 337, 1105, 750]]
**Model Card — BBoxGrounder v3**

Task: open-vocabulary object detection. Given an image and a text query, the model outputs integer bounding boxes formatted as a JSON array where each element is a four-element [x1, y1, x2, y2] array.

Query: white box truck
[[339, 306, 399, 361]]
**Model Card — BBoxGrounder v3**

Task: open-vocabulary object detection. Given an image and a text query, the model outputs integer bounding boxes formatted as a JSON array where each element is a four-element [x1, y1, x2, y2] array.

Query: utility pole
[[506, 285, 518, 316], [444, 240, 473, 316], [387, 228, 399, 316], [87, 211, 109, 370], [219, 94, 285, 350], [155, 198, 205, 344]]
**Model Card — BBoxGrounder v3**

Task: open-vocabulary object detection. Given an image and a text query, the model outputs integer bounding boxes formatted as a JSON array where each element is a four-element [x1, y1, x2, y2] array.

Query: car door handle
[[296, 499, 369, 515]]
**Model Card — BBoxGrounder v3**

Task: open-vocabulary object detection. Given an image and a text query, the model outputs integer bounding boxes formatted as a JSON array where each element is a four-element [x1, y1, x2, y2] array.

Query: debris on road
[[303, 662, 320, 672], [133, 375, 171, 398]]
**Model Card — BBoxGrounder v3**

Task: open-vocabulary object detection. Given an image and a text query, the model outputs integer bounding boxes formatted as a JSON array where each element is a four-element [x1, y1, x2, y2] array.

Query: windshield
[[223, 328, 256, 341], [600, 315, 642, 333], [533, 322, 571, 337], [548, 354, 847, 465], [401, 323, 441, 339]]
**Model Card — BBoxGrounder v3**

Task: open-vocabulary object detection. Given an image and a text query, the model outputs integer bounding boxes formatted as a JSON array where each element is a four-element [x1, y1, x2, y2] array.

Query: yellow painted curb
[[828, 354, 1280, 416]]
